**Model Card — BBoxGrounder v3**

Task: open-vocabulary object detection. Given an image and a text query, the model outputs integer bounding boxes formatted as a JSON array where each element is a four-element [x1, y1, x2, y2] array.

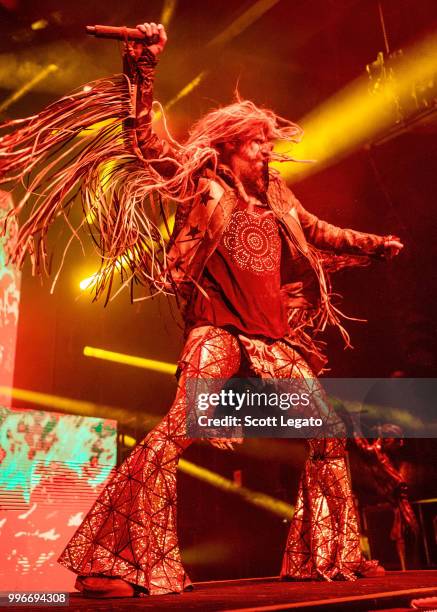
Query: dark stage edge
[[6, 571, 437, 611]]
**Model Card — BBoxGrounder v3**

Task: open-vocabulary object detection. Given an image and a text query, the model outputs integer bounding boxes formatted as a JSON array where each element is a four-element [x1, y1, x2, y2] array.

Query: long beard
[[241, 161, 269, 197]]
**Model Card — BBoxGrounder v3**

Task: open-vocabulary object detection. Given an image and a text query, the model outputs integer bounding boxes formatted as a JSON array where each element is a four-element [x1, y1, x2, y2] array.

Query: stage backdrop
[[0, 407, 117, 591], [0, 190, 21, 405]]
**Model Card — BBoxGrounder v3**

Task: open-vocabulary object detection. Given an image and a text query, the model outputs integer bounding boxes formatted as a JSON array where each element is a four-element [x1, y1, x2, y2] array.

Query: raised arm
[[123, 22, 168, 159], [294, 192, 403, 259]]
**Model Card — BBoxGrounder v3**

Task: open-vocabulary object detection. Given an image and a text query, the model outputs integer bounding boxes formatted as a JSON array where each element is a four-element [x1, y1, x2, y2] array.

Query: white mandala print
[[223, 210, 281, 274]]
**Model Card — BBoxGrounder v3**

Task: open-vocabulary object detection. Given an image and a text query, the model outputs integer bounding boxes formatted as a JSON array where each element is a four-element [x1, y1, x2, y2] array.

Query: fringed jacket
[[126, 51, 390, 373], [126, 53, 387, 326], [165, 168, 386, 309], [164, 166, 387, 370], [0, 49, 389, 372]]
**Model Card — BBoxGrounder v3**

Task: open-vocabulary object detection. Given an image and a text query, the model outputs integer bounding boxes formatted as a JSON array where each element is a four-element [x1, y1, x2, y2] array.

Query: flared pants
[[58, 325, 375, 595]]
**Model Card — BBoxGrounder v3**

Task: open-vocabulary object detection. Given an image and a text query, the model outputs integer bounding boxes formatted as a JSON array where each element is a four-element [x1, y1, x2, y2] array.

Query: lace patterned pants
[[58, 325, 373, 594]]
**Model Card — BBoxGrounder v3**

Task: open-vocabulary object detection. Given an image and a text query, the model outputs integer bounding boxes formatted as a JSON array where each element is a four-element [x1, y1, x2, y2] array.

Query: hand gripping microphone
[[86, 25, 160, 44]]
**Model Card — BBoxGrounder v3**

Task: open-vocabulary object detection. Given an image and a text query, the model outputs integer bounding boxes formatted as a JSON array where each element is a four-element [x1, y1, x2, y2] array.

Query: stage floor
[[5, 571, 437, 611]]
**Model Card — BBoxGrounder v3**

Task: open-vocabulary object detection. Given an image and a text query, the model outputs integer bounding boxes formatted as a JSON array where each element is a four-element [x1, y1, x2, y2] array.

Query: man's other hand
[[384, 236, 404, 259]]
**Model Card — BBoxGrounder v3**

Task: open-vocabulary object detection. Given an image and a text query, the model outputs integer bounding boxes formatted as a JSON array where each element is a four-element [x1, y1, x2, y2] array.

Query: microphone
[[86, 25, 160, 44]]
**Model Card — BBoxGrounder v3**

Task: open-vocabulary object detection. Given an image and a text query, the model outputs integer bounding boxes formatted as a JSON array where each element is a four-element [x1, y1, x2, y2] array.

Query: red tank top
[[185, 199, 288, 339]]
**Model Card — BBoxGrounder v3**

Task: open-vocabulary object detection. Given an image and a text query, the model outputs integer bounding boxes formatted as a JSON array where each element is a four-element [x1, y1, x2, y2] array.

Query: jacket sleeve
[[293, 193, 387, 258], [166, 178, 225, 278], [123, 47, 175, 166]]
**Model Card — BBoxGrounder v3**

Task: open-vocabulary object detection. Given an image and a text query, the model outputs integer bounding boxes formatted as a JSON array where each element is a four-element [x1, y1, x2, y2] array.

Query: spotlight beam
[[0, 64, 58, 114], [83, 348, 421, 429], [160, 0, 178, 29], [164, 0, 281, 111], [121, 432, 294, 519], [83, 345, 177, 375], [165, 70, 208, 111], [276, 32, 437, 183], [179, 458, 294, 519], [206, 0, 280, 50], [0, 385, 156, 427], [0, 387, 293, 518]]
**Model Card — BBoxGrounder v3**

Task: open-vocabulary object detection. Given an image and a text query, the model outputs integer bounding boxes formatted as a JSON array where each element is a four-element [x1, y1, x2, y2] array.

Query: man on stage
[[0, 22, 402, 598]]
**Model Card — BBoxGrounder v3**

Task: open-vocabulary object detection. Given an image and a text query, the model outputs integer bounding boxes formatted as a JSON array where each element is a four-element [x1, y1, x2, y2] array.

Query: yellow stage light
[[276, 33, 437, 183], [206, 0, 280, 50], [0, 385, 101, 414], [165, 71, 208, 111], [79, 273, 99, 291], [31, 19, 49, 31], [160, 0, 178, 29], [77, 118, 117, 137], [414, 497, 437, 504], [84, 210, 96, 224], [181, 541, 232, 565], [0, 64, 58, 114], [83, 345, 177, 375], [179, 458, 294, 519], [0, 387, 291, 519], [79, 210, 174, 292], [163, 0, 281, 111], [159, 212, 175, 239], [79, 160, 129, 292], [98, 159, 119, 189], [122, 433, 294, 519], [119, 433, 138, 447], [78, 251, 143, 293], [0, 385, 129, 422]]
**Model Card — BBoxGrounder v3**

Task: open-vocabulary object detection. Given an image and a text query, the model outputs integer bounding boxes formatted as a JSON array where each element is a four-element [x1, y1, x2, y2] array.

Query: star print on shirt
[[187, 224, 202, 239], [199, 190, 212, 206]]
